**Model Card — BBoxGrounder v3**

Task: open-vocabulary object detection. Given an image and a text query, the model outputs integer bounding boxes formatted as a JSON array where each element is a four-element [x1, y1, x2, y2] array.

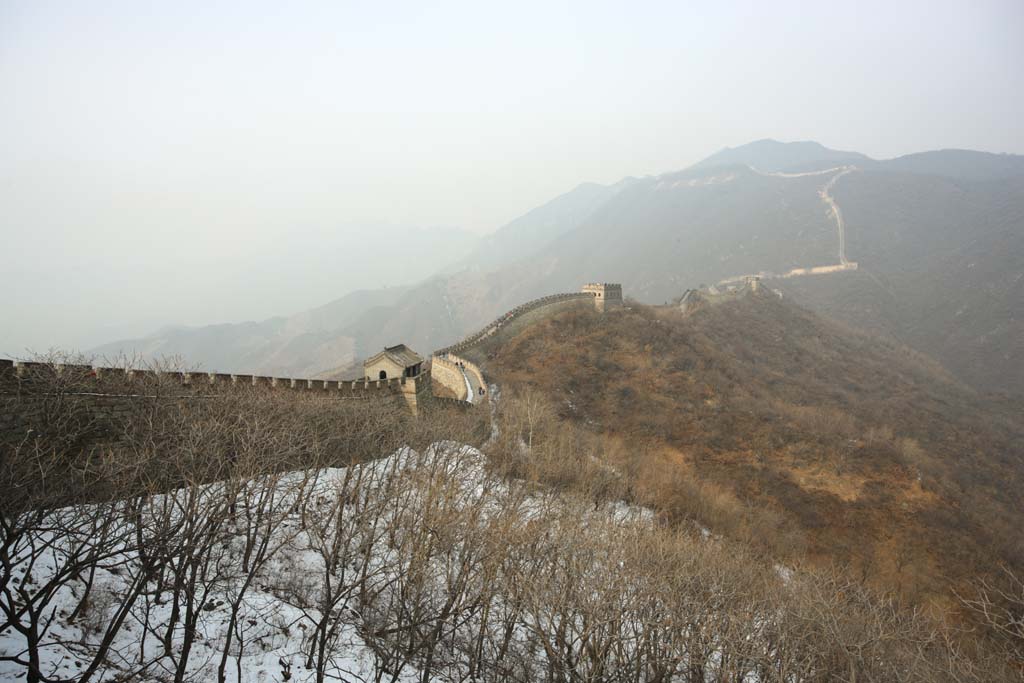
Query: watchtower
[[581, 283, 623, 312], [363, 344, 424, 381]]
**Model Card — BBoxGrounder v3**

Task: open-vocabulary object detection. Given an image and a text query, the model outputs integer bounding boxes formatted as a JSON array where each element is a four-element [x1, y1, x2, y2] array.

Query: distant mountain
[[878, 149, 1024, 181], [91, 180, 635, 377], [455, 179, 636, 271], [93, 140, 1024, 393], [92, 286, 411, 377], [693, 139, 870, 172]]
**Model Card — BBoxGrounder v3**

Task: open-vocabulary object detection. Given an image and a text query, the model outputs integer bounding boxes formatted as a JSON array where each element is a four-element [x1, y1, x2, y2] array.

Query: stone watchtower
[[363, 344, 424, 381], [362, 344, 431, 415], [581, 283, 623, 312]]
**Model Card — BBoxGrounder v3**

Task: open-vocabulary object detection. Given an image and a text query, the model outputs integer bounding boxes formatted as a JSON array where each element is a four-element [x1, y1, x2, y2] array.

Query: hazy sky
[[2, 0, 1022, 353]]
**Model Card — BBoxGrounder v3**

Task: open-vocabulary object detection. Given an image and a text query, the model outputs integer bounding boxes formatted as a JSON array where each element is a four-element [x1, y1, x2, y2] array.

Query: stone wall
[[458, 356, 486, 396], [430, 291, 597, 401], [430, 353, 486, 402], [1, 286, 614, 425], [1, 359, 429, 395], [0, 358, 433, 442], [435, 292, 595, 356], [431, 355, 468, 400]]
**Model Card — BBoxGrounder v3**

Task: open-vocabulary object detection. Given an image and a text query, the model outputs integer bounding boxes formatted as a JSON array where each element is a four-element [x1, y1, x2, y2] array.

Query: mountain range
[[93, 139, 1024, 394]]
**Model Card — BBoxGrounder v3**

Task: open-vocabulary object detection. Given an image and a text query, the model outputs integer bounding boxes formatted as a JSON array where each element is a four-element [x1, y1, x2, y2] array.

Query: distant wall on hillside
[[436, 292, 595, 356], [431, 291, 597, 399]]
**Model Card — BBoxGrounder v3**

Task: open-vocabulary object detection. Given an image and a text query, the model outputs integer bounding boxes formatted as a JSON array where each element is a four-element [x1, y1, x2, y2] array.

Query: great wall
[[434, 291, 598, 356], [0, 285, 623, 425], [717, 165, 859, 288]]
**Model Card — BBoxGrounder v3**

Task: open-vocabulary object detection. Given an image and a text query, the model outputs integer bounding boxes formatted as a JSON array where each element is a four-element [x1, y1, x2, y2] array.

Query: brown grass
[[480, 290, 1024, 613]]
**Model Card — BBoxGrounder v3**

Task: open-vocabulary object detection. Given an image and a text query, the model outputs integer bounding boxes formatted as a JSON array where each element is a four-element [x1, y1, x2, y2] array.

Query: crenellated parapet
[[0, 358, 431, 412]]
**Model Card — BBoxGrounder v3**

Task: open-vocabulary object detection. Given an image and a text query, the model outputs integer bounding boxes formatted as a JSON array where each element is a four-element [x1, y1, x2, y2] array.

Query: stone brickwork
[[0, 358, 434, 435], [431, 353, 486, 402], [431, 355, 469, 400]]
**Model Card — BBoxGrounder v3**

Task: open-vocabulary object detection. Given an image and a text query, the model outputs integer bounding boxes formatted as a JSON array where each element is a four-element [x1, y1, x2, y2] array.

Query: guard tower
[[363, 344, 424, 381], [581, 283, 623, 312]]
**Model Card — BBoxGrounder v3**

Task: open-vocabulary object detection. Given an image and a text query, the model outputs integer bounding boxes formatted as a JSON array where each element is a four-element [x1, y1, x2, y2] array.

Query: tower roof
[[364, 344, 423, 369]]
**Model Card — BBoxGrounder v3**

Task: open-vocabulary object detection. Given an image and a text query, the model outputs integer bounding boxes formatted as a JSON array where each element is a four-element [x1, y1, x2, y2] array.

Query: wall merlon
[[1, 357, 436, 415], [157, 371, 186, 383], [93, 366, 126, 380], [56, 363, 94, 377], [14, 361, 49, 378], [127, 368, 156, 382]]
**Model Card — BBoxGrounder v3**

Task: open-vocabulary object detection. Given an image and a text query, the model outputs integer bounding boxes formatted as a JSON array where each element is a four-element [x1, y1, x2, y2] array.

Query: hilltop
[[693, 138, 870, 172], [473, 289, 1024, 606]]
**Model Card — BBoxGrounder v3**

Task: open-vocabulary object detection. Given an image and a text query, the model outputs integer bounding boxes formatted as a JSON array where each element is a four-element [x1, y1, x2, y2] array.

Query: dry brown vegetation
[[2, 354, 1022, 680], [0, 356, 487, 512], [479, 291, 1024, 628]]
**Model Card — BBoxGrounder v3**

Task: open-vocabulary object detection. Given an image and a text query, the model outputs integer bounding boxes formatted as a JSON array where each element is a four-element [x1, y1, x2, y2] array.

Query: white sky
[[2, 0, 1022, 352]]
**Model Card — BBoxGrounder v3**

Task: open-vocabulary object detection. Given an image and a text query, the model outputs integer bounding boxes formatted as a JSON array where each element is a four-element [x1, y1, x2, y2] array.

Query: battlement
[[0, 358, 432, 414]]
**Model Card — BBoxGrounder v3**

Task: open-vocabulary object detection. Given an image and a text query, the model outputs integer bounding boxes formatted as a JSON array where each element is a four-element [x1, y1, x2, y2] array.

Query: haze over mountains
[[93, 139, 1024, 394]]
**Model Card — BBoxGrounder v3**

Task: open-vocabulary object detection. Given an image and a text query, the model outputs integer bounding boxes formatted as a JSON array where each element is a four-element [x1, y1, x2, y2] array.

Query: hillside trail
[[718, 165, 858, 287]]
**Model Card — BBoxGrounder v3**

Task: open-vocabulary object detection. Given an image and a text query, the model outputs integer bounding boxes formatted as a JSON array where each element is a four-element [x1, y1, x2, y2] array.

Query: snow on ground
[[0, 441, 657, 683]]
